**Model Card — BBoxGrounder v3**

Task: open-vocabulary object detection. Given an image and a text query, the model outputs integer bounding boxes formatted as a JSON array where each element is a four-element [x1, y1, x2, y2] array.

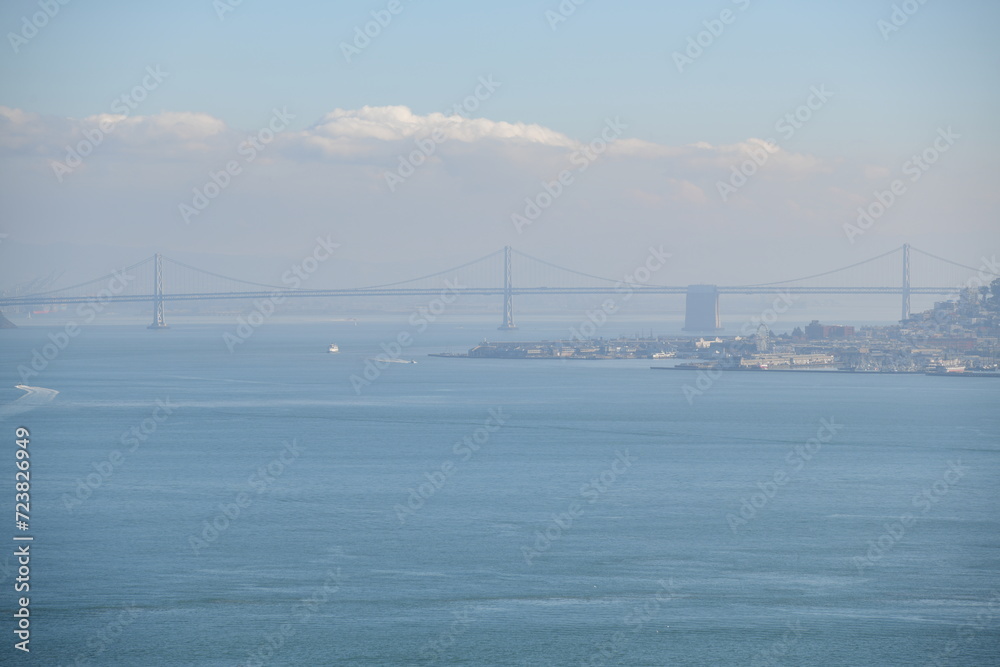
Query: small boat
[[925, 364, 965, 375], [369, 357, 417, 364], [328, 344, 340, 353]]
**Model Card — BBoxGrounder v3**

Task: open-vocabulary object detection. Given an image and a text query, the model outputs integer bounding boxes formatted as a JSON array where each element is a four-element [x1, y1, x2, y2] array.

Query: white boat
[[925, 363, 964, 374], [328, 344, 340, 353], [369, 357, 417, 364]]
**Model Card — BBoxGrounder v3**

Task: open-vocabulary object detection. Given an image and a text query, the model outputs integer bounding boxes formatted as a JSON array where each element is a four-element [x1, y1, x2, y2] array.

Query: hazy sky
[[1, 0, 998, 287]]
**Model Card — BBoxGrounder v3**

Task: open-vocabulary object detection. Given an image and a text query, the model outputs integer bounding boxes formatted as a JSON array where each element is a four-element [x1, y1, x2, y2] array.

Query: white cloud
[[1, 104, 839, 179], [667, 178, 709, 205], [292, 105, 579, 160], [0, 106, 70, 152], [0, 106, 230, 158], [309, 105, 576, 145], [2, 104, 986, 276]]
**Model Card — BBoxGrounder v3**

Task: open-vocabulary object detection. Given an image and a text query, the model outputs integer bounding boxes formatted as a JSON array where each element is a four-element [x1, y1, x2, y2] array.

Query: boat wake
[[0, 385, 60, 421]]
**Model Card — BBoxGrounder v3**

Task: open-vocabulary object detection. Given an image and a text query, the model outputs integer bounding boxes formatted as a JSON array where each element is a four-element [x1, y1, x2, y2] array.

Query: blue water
[[0, 321, 998, 666]]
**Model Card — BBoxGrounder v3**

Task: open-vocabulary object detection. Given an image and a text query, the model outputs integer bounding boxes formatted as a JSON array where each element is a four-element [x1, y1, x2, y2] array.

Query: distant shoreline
[[649, 366, 1000, 377], [427, 354, 1000, 377]]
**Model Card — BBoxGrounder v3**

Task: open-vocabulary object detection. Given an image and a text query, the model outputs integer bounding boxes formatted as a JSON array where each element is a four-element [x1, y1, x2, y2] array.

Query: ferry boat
[[925, 364, 965, 375], [328, 344, 340, 353]]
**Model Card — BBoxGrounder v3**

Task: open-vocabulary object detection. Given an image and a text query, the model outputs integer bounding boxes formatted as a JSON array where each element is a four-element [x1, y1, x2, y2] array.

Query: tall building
[[684, 285, 722, 331], [805, 320, 855, 340]]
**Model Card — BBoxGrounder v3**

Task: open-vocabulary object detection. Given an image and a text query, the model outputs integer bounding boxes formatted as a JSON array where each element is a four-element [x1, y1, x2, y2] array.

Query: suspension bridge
[[0, 244, 994, 331]]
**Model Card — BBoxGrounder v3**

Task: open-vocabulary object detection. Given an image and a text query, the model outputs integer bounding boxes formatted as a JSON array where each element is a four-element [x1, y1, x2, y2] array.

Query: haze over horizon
[[1, 0, 998, 291]]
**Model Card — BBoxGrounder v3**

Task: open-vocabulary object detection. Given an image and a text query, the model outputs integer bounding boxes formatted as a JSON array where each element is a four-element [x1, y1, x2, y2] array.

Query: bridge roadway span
[[0, 285, 959, 308]]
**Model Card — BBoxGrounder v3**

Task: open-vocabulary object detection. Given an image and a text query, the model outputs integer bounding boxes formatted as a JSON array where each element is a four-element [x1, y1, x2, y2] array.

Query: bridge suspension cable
[[740, 246, 902, 287], [354, 248, 504, 290], [10, 256, 154, 297], [512, 249, 634, 285], [160, 256, 304, 291], [909, 246, 999, 277]]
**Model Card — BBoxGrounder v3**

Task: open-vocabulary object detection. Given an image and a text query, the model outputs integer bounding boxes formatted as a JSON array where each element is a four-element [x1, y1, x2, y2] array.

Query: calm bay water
[[1, 321, 998, 666]]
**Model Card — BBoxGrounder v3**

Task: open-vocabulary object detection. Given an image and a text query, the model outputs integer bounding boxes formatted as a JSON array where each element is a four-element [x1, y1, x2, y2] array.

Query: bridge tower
[[683, 285, 721, 332], [901, 243, 911, 322], [498, 245, 517, 330], [148, 253, 169, 330]]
